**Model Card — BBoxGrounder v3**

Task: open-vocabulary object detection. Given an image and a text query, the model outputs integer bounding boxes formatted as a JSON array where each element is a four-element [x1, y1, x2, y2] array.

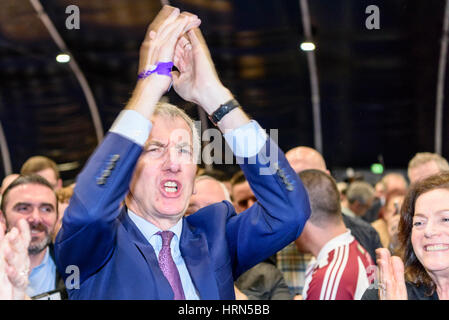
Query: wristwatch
[[208, 99, 240, 126]]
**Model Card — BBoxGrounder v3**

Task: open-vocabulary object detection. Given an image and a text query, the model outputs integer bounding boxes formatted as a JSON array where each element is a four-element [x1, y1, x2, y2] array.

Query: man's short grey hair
[[195, 175, 231, 202], [408, 152, 449, 174], [346, 181, 375, 205], [153, 102, 201, 162]]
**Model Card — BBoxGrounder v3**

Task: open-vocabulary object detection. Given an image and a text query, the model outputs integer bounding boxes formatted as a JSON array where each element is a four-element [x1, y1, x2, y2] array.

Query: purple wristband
[[138, 62, 174, 79]]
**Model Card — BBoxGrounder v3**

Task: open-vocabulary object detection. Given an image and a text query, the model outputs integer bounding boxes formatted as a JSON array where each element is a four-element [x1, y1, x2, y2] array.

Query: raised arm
[[173, 27, 249, 131], [173, 27, 311, 276], [128, 7, 201, 119], [55, 6, 201, 283]]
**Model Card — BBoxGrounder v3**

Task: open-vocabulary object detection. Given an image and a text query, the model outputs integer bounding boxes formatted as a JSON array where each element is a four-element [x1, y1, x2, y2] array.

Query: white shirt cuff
[[109, 110, 152, 146], [223, 120, 268, 158]]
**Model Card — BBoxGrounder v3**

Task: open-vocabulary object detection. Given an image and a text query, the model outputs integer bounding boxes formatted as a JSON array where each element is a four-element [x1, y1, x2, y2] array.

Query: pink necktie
[[157, 231, 185, 300]]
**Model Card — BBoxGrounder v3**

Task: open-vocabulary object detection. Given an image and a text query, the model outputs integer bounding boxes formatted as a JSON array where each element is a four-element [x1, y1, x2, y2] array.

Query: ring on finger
[[378, 282, 387, 298]]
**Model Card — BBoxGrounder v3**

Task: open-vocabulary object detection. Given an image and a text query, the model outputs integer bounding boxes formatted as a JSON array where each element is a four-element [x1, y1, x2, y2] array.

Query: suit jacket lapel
[[119, 208, 174, 299], [180, 219, 219, 300]]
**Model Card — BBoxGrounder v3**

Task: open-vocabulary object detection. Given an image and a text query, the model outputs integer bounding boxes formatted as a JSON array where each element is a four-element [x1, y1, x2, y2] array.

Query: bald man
[[227, 147, 326, 217], [277, 146, 382, 296], [185, 176, 231, 216], [285, 147, 328, 174]]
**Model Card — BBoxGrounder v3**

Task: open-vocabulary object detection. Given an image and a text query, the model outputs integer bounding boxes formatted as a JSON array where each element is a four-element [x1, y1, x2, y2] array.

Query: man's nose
[[162, 147, 181, 172], [28, 207, 42, 224]]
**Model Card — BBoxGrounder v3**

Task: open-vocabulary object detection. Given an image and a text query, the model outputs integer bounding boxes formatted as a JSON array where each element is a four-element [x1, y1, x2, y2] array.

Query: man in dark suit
[[54, 6, 311, 300]]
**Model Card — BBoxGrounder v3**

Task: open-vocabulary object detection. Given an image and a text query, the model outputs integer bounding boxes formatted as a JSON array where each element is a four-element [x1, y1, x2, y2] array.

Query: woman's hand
[[376, 248, 408, 300]]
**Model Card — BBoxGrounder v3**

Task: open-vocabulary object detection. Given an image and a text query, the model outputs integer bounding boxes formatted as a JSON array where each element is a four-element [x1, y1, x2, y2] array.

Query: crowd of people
[[1, 5, 449, 300]]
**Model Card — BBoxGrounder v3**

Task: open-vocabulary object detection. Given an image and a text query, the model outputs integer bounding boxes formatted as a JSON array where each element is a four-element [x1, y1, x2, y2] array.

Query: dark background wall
[[0, 0, 447, 184]]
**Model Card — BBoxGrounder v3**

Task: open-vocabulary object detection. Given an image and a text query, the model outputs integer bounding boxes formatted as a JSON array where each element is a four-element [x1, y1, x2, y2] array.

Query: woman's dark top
[[361, 282, 439, 300]]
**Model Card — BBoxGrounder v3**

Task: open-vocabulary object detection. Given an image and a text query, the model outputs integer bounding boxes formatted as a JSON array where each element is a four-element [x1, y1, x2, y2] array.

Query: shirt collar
[[316, 230, 354, 264], [31, 247, 50, 273], [127, 208, 183, 243], [27, 247, 56, 297]]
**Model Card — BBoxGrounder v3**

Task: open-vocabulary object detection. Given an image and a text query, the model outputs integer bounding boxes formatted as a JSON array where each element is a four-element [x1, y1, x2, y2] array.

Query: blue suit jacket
[[55, 132, 310, 299]]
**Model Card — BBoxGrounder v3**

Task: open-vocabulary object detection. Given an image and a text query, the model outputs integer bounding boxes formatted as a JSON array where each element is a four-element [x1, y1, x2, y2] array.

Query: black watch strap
[[209, 99, 240, 125]]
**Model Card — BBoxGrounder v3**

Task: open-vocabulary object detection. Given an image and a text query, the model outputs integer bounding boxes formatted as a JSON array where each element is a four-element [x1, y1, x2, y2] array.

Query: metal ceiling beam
[[0, 121, 12, 176], [29, 0, 104, 144], [435, 0, 449, 155], [299, 0, 323, 154]]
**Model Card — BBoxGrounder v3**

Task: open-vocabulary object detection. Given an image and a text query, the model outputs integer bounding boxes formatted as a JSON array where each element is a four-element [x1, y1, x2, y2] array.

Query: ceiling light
[[56, 53, 70, 63], [300, 42, 316, 51]]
